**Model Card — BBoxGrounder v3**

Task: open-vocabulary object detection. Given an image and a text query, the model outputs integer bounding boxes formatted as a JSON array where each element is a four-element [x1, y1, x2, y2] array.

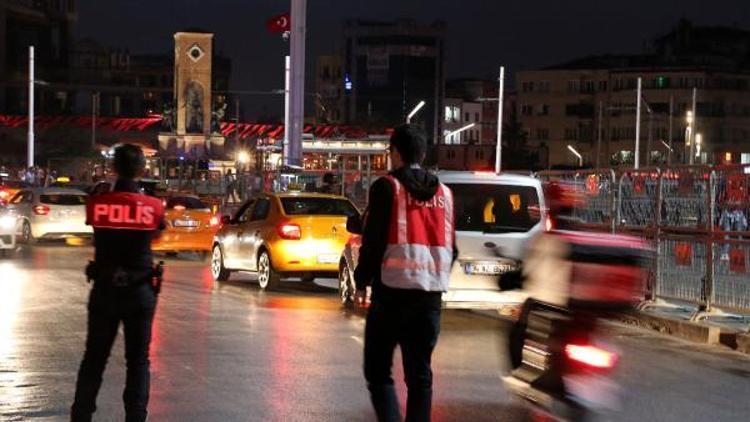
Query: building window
[[538, 81, 551, 92], [521, 104, 533, 116], [741, 153, 750, 164], [474, 112, 480, 122], [464, 112, 470, 122], [536, 128, 549, 140], [537, 104, 550, 116], [564, 127, 578, 140], [522, 81, 535, 92], [582, 80, 594, 93], [445, 106, 460, 123], [598, 80, 608, 92], [567, 80, 580, 93]]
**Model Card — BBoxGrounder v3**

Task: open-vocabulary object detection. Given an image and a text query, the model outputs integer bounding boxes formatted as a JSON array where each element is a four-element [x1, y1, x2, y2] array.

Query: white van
[[439, 171, 545, 309]]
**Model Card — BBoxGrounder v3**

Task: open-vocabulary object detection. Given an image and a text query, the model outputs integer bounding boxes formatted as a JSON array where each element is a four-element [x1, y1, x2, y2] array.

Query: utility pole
[[283, 55, 291, 167], [287, 0, 306, 167], [91, 92, 99, 149], [690, 87, 697, 165], [27, 46, 35, 169], [596, 100, 603, 168], [635, 77, 642, 169], [495, 66, 504, 174], [668, 95, 673, 165]]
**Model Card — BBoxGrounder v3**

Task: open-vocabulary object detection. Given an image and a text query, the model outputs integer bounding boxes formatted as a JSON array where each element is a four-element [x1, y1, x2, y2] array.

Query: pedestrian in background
[[71, 144, 166, 422], [354, 125, 457, 422]]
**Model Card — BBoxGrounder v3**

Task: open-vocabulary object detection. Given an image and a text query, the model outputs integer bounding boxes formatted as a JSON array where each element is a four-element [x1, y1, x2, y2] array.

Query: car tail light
[[565, 344, 618, 370], [173, 205, 186, 211], [0, 190, 8, 200], [277, 222, 301, 240], [33, 205, 50, 216], [209, 215, 219, 227]]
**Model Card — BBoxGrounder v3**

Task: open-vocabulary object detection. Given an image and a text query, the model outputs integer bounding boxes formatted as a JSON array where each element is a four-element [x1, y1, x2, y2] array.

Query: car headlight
[[0, 216, 16, 229]]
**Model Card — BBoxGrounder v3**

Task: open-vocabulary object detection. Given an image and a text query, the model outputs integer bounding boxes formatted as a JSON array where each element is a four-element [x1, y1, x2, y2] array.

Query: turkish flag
[[267, 13, 290, 33]]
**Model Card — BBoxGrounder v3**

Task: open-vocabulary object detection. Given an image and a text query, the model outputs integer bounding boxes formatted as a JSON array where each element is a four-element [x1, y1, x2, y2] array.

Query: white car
[[0, 207, 16, 255], [339, 171, 545, 312], [6, 188, 92, 242]]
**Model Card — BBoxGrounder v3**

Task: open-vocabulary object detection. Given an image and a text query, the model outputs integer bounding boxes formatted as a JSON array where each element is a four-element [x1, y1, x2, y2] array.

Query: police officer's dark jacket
[[86, 180, 165, 272], [354, 166, 458, 304]]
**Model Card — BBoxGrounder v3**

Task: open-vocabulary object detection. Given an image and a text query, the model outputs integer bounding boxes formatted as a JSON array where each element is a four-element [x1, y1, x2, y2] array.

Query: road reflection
[[0, 262, 29, 416]]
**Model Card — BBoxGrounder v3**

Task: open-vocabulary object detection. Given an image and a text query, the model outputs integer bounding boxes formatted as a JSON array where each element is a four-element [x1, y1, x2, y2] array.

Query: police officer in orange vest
[[71, 144, 165, 422], [355, 125, 457, 422]]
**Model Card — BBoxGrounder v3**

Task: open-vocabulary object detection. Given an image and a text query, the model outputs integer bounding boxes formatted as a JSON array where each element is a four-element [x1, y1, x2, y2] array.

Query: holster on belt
[[85, 261, 153, 288]]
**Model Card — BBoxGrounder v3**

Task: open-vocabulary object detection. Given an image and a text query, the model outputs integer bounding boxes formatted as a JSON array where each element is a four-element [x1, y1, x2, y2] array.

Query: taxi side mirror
[[221, 215, 232, 225], [346, 213, 363, 235]]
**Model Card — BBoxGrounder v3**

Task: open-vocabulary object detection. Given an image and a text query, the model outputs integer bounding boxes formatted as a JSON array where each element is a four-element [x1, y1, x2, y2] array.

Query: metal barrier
[[535, 164, 750, 314], [656, 235, 708, 305], [617, 168, 661, 230], [711, 239, 750, 313], [537, 169, 617, 231]]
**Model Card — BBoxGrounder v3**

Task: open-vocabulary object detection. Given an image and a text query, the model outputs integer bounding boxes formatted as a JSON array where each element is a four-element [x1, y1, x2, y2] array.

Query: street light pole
[[27, 46, 35, 169], [495, 66, 504, 174], [91, 92, 99, 150], [287, 0, 306, 167], [634, 77, 642, 169], [406, 100, 425, 124], [567, 144, 583, 167], [596, 100, 603, 168]]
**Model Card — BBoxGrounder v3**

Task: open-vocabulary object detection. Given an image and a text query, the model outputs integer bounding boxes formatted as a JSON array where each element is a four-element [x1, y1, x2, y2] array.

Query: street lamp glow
[[695, 133, 702, 158], [686, 111, 693, 124], [406, 100, 426, 123], [445, 122, 476, 143], [237, 150, 250, 164], [567, 144, 583, 167]]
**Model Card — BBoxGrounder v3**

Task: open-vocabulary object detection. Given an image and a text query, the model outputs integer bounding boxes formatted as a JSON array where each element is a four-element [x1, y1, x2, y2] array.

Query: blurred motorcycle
[[503, 182, 651, 421]]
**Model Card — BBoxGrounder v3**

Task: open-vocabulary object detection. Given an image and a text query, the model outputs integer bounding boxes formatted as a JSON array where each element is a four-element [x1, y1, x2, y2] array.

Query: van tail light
[[565, 343, 618, 370], [277, 222, 301, 240], [33, 205, 50, 216]]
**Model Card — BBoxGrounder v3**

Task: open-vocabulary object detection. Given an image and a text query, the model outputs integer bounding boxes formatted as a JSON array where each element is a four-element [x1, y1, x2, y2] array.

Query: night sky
[[76, 0, 750, 118]]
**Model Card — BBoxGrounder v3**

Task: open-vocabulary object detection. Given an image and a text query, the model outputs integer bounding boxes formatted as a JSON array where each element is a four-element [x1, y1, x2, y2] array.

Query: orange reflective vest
[[380, 175, 454, 291]]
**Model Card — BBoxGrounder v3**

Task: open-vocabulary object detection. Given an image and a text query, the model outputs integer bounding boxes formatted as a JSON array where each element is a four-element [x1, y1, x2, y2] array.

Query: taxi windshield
[[281, 197, 357, 216]]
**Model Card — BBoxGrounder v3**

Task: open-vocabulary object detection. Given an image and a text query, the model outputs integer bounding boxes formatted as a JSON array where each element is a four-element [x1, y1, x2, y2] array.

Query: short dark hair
[[389, 124, 427, 165], [113, 144, 145, 179]]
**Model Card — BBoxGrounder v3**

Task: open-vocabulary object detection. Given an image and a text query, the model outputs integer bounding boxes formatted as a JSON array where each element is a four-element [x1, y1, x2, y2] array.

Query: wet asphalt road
[[0, 243, 749, 422]]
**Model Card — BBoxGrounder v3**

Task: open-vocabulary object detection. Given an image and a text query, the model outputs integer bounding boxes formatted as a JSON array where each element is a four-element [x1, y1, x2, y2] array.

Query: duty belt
[[86, 261, 157, 288]]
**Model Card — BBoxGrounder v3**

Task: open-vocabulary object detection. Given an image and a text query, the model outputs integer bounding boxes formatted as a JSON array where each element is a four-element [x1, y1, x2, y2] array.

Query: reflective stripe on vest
[[86, 192, 164, 231], [380, 175, 454, 292]]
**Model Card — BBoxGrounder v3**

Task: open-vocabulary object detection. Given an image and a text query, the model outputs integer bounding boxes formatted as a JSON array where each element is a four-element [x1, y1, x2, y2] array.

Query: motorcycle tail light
[[277, 222, 301, 240], [565, 344, 618, 370], [33, 205, 50, 216]]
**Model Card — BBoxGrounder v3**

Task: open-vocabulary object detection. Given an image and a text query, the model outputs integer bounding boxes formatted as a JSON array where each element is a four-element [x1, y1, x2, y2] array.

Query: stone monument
[[158, 31, 225, 157]]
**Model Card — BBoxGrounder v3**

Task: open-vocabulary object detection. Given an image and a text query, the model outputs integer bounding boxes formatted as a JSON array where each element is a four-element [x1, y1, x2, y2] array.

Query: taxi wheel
[[257, 250, 279, 290], [339, 263, 355, 306], [21, 221, 35, 244], [211, 245, 231, 281]]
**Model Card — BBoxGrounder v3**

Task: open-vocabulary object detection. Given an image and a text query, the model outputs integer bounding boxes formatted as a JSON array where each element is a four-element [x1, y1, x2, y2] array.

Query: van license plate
[[464, 262, 513, 276]]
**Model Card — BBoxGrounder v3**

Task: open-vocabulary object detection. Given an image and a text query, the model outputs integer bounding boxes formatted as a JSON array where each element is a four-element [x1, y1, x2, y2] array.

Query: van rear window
[[448, 184, 540, 233]]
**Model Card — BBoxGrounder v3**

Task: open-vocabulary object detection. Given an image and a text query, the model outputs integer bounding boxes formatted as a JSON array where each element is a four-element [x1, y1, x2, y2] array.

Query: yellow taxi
[[210, 192, 358, 289], [152, 195, 220, 257]]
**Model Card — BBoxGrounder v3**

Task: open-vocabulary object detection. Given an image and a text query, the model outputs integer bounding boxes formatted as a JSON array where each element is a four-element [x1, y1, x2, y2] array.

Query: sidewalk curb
[[617, 312, 723, 345], [470, 308, 749, 355]]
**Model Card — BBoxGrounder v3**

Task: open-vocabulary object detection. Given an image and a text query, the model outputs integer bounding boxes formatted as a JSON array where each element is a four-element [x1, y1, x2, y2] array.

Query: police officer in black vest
[[71, 144, 166, 422]]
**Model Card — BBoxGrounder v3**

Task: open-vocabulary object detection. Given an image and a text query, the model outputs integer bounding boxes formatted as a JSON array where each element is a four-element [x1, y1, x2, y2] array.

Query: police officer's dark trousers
[[364, 294, 441, 422], [71, 281, 156, 422]]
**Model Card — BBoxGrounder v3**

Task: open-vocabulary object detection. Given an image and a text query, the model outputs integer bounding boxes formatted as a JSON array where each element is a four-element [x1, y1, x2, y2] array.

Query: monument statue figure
[[185, 81, 204, 133], [211, 101, 228, 134]]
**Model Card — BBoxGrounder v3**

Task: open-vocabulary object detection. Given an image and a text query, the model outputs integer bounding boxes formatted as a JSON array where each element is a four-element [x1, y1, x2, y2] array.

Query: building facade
[[314, 54, 345, 124], [517, 21, 750, 168], [342, 19, 446, 155], [0, 0, 77, 114]]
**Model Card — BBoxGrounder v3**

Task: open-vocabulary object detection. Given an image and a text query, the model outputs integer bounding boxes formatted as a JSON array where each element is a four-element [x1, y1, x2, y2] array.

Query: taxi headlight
[[0, 216, 15, 229]]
